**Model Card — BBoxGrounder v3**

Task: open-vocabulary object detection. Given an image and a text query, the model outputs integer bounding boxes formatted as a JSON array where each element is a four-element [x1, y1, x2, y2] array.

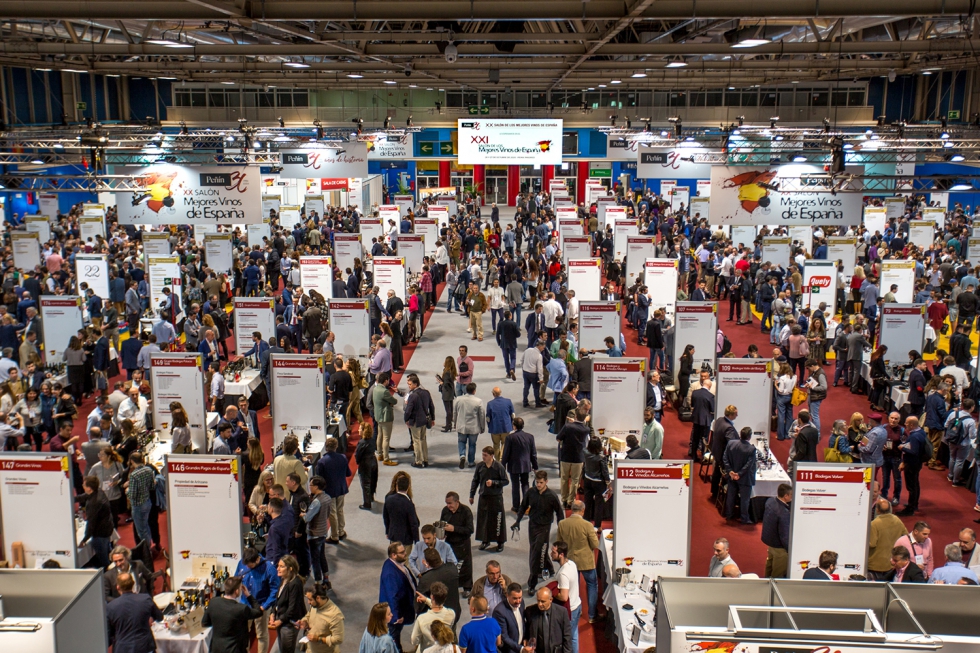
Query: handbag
[[791, 386, 808, 406], [824, 434, 853, 463]]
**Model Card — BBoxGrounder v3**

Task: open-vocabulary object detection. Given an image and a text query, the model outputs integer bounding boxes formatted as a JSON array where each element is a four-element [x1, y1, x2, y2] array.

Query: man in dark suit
[[203, 576, 265, 653], [525, 304, 546, 349], [260, 336, 283, 385], [493, 583, 526, 653], [500, 417, 538, 513], [119, 332, 143, 379], [692, 280, 709, 302], [802, 550, 838, 580], [722, 426, 758, 524], [235, 396, 261, 442], [885, 545, 927, 583], [523, 586, 571, 653], [383, 474, 420, 548], [106, 573, 163, 653], [103, 545, 154, 601], [709, 406, 739, 499], [379, 541, 416, 649], [416, 547, 462, 622], [688, 375, 715, 460], [496, 310, 522, 381]]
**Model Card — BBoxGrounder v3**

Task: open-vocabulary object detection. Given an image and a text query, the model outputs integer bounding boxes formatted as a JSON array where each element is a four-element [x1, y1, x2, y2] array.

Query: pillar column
[[438, 160, 451, 188]]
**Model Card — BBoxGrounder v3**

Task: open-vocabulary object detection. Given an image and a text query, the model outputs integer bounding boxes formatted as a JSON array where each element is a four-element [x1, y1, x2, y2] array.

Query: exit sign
[[76, 102, 87, 111], [949, 110, 961, 120], [589, 168, 611, 177]]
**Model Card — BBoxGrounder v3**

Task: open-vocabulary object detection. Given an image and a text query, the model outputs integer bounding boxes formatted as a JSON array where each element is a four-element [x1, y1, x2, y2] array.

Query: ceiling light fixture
[[347, 73, 363, 79], [610, 80, 621, 84], [665, 59, 687, 68], [285, 61, 310, 68], [383, 80, 396, 84], [631, 73, 647, 78], [732, 38, 770, 49]]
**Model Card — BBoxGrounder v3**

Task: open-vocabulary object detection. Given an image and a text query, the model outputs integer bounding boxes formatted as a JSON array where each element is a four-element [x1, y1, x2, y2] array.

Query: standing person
[[500, 417, 538, 513], [520, 341, 547, 408], [458, 597, 502, 653], [435, 358, 457, 432], [896, 521, 935, 580], [106, 573, 164, 653], [466, 282, 488, 341], [581, 438, 610, 528], [124, 451, 154, 548], [372, 371, 399, 466], [495, 310, 521, 381], [299, 583, 346, 653], [552, 541, 582, 653], [805, 360, 828, 436], [761, 483, 792, 578], [355, 422, 379, 509], [945, 398, 976, 486], [723, 427, 758, 524], [688, 376, 715, 459], [270, 555, 305, 653], [305, 476, 334, 584], [868, 499, 909, 581], [379, 542, 416, 652], [454, 382, 486, 469], [492, 584, 526, 653], [457, 345, 475, 396], [470, 446, 509, 553], [359, 603, 398, 653], [513, 470, 564, 592], [486, 387, 515, 461], [404, 373, 435, 468], [235, 548, 280, 653], [202, 576, 265, 653], [284, 473, 312, 578], [440, 491, 475, 597], [709, 406, 739, 499], [899, 416, 928, 516], [78, 475, 113, 569], [555, 402, 590, 510], [383, 474, 420, 554], [555, 500, 600, 625], [522, 587, 571, 653]]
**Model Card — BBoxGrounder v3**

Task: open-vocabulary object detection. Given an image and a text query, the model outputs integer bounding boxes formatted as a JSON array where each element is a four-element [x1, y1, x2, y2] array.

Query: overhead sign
[[637, 148, 713, 179], [280, 143, 369, 179], [592, 359, 646, 440], [709, 165, 863, 226], [39, 296, 83, 364], [606, 137, 640, 161], [319, 178, 349, 192], [150, 354, 207, 449], [233, 298, 276, 356], [578, 301, 622, 352], [366, 133, 413, 160], [456, 118, 563, 165], [329, 299, 372, 358], [0, 452, 76, 568], [270, 354, 326, 446], [715, 361, 772, 442], [116, 164, 262, 225]]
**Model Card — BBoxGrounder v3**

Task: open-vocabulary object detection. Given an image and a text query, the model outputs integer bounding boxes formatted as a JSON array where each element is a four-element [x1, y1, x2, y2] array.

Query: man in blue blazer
[[493, 582, 526, 653], [119, 333, 143, 379], [235, 395, 261, 442], [380, 541, 416, 650], [486, 386, 515, 461]]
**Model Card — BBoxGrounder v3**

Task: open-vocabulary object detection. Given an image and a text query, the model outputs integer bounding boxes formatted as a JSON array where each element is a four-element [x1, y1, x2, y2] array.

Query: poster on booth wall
[[644, 259, 679, 321], [304, 195, 325, 218], [79, 216, 105, 244], [279, 144, 369, 179], [40, 297, 83, 364], [625, 236, 656, 287], [116, 165, 262, 225], [0, 452, 76, 568], [82, 203, 105, 218], [393, 195, 414, 217], [347, 178, 363, 207], [25, 215, 52, 243], [233, 298, 276, 355], [884, 196, 906, 220], [414, 218, 439, 256], [193, 223, 216, 247], [150, 354, 207, 448], [261, 195, 281, 218], [659, 180, 677, 202], [270, 354, 326, 446], [864, 206, 887, 235], [566, 259, 602, 301], [166, 455, 243, 585], [923, 206, 946, 228], [75, 254, 109, 300], [696, 179, 711, 198], [674, 302, 717, 372], [147, 257, 181, 314], [880, 261, 915, 304], [761, 237, 791, 269], [669, 186, 689, 212], [562, 236, 592, 265], [299, 256, 334, 300], [359, 216, 385, 248], [329, 299, 372, 358], [879, 305, 926, 360], [908, 220, 934, 250], [613, 459, 692, 580], [247, 217, 272, 247], [613, 219, 638, 262], [578, 302, 622, 352], [788, 464, 873, 580], [689, 196, 710, 222], [12, 232, 41, 270], [427, 205, 450, 231], [374, 257, 407, 301], [279, 205, 302, 229], [399, 235, 425, 276], [788, 226, 813, 255], [597, 199, 621, 231], [558, 217, 582, 251], [731, 225, 757, 249], [437, 199, 458, 219], [334, 233, 363, 273], [715, 361, 772, 442], [142, 232, 172, 258], [379, 205, 401, 238], [592, 359, 646, 440], [803, 260, 839, 316], [968, 237, 980, 260], [827, 237, 857, 284], [204, 233, 234, 275], [39, 193, 59, 218]]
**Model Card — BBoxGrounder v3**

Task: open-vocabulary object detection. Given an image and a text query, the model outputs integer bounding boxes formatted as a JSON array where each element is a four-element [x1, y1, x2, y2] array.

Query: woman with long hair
[[359, 603, 397, 653], [248, 470, 275, 523], [62, 335, 87, 404], [435, 357, 457, 432], [387, 470, 413, 500], [527, 259, 540, 305], [271, 555, 306, 653], [384, 314, 404, 371], [242, 437, 264, 502], [678, 344, 695, 400], [807, 318, 826, 366], [775, 362, 798, 441], [12, 387, 42, 450], [91, 447, 127, 523], [847, 412, 868, 448], [421, 619, 457, 653], [169, 402, 192, 454], [0, 382, 15, 414], [869, 344, 890, 410], [347, 358, 367, 426]]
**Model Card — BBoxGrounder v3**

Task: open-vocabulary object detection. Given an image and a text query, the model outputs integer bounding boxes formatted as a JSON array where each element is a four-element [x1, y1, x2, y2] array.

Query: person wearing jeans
[[520, 341, 546, 408], [125, 452, 155, 547], [945, 400, 977, 485], [806, 362, 828, 438], [305, 476, 332, 583], [553, 541, 582, 653], [235, 548, 281, 653], [774, 365, 797, 441], [556, 501, 601, 623], [452, 382, 485, 468]]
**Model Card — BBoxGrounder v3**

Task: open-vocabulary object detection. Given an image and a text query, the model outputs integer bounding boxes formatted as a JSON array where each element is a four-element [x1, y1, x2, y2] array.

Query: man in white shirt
[[541, 293, 564, 344], [552, 540, 582, 653], [521, 341, 546, 408], [210, 362, 226, 415], [709, 538, 735, 577], [940, 363, 970, 393], [117, 384, 148, 432]]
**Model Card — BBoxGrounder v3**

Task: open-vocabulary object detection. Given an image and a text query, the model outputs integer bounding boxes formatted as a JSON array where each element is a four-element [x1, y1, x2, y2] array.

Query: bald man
[[721, 564, 742, 578], [523, 588, 571, 653]]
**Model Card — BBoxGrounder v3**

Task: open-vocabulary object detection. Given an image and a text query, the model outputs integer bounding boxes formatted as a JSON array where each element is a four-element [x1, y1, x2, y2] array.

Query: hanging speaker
[[489, 69, 500, 83]]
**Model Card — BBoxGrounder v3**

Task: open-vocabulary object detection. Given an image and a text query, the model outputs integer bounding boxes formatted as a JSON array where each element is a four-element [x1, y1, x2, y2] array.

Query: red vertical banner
[[507, 165, 521, 205], [472, 164, 486, 196], [577, 161, 590, 205], [542, 165, 554, 191], [438, 160, 451, 187]]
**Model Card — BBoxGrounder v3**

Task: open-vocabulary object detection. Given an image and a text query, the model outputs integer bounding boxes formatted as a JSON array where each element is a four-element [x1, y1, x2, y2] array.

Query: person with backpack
[[898, 416, 930, 516], [944, 398, 976, 486], [923, 380, 950, 470]]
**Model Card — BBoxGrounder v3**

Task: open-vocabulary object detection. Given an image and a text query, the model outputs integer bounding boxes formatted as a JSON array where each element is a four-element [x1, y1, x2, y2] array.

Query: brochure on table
[[142, 232, 172, 258], [24, 215, 52, 243], [761, 237, 791, 269], [373, 257, 407, 302], [578, 302, 622, 352], [802, 260, 839, 316], [204, 233, 234, 275], [879, 304, 926, 359], [233, 298, 276, 355], [147, 257, 181, 313], [864, 206, 888, 235], [566, 258, 602, 301], [300, 256, 334, 299], [644, 259, 679, 321], [414, 218, 439, 256], [731, 225, 757, 249], [827, 237, 858, 284], [12, 232, 41, 270], [359, 216, 385, 246], [166, 455, 243, 585], [592, 358, 646, 441], [625, 236, 656, 287], [75, 254, 110, 300], [562, 236, 592, 265], [674, 302, 717, 372], [40, 297, 83, 365], [329, 299, 372, 358], [333, 233, 363, 273], [151, 353, 207, 449], [788, 226, 813, 255], [612, 459, 692, 580], [399, 234, 425, 275], [787, 464, 873, 580], [0, 452, 76, 568], [715, 360, 772, 442], [79, 216, 106, 243], [270, 354, 327, 446], [613, 219, 638, 262], [880, 261, 915, 304], [908, 220, 934, 250]]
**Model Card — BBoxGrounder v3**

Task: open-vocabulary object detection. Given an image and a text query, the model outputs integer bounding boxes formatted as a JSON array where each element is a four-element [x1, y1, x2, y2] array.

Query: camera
[[404, 66, 412, 77], [445, 43, 457, 64]]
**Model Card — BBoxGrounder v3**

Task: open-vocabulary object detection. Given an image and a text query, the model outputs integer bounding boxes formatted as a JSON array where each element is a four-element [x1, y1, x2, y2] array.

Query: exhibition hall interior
[[2, 2, 980, 653]]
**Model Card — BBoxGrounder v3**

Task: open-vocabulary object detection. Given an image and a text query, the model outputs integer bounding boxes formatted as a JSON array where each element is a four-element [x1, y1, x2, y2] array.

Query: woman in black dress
[[678, 344, 696, 401], [385, 312, 405, 371]]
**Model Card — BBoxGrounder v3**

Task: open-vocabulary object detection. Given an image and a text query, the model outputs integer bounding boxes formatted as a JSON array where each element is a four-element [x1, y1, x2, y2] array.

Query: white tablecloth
[[224, 369, 262, 399], [152, 623, 210, 653], [599, 530, 657, 653], [754, 444, 792, 497], [892, 386, 910, 412]]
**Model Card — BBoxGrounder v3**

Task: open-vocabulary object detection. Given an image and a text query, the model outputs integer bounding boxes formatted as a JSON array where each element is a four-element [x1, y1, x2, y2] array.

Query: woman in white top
[[487, 278, 506, 333], [774, 362, 798, 442]]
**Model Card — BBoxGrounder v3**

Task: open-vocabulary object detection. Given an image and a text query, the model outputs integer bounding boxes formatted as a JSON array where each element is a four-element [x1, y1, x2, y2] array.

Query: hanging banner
[[40, 296, 83, 365], [803, 260, 839, 316], [788, 226, 813, 255], [75, 254, 109, 299], [762, 237, 791, 269], [204, 233, 234, 275], [366, 133, 414, 160], [304, 194, 325, 218], [566, 258, 602, 301], [880, 261, 915, 304], [12, 232, 41, 270], [393, 195, 414, 217], [864, 206, 887, 235], [908, 220, 934, 250], [606, 137, 639, 160], [233, 298, 277, 355], [151, 354, 207, 449], [79, 216, 105, 244], [414, 218, 439, 257], [709, 165, 863, 226], [279, 205, 302, 229], [334, 233, 363, 273], [166, 455, 243, 585], [299, 256, 334, 299], [24, 215, 52, 243], [644, 259, 679, 322], [715, 361, 772, 442], [592, 359, 645, 440], [689, 196, 710, 222], [0, 452, 76, 568], [562, 236, 592, 265], [147, 256, 181, 314], [456, 118, 563, 165], [116, 165, 262, 225], [674, 302, 717, 372], [613, 219, 638, 262], [788, 464, 874, 579], [359, 216, 385, 248], [879, 304, 926, 360], [320, 178, 349, 192], [399, 234, 425, 275], [884, 196, 906, 220], [427, 205, 450, 231], [270, 354, 326, 446], [613, 459, 692, 580], [637, 148, 714, 179], [279, 144, 369, 179], [247, 217, 272, 246], [578, 301, 622, 352], [625, 236, 656, 288], [827, 236, 857, 284], [261, 195, 281, 218], [329, 299, 372, 358], [731, 225, 757, 249], [142, 232, 172, 258], [374, 257, 407, 301], [39, 193, 59, 218]]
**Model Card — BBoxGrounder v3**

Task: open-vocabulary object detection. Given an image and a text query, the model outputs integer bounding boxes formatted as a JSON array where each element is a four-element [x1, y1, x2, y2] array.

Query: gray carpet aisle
[[323, 209, 561, 652]]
